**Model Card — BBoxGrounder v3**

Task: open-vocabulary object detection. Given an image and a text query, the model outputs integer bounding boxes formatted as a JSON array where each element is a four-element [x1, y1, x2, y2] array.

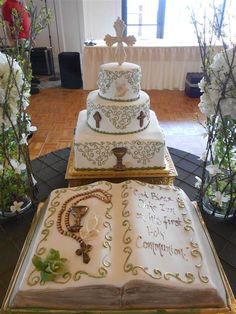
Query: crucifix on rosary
[[57, 189, 112, 264], [104, 17, 136, 65]]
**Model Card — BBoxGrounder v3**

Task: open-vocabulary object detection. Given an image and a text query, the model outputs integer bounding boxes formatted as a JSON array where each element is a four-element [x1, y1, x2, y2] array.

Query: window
[[122, 0, 166, 39], [122, 0, 235, 43]]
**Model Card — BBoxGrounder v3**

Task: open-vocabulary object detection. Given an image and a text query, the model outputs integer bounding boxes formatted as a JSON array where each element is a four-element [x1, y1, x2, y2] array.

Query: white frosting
[[10, 181, 227, 310], [97, 62, 141, 101], [87, 90, 150, 134], [74, 110, 165, 169]]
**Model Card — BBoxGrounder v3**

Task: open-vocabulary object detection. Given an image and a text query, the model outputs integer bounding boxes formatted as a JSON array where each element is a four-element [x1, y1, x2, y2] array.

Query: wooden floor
[[27, 87, 205, 160]]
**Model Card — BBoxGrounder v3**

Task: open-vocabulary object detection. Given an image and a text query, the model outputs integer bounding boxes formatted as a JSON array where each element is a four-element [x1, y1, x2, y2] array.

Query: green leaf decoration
[[32, 255, 44, 271], [41, 272, 54, 282], [32, 249, 68, 283], [47, 248, 60, 260]]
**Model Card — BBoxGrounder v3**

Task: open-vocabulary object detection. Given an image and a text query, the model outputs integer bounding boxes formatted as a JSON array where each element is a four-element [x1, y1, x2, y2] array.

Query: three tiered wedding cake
[[73, 20, 165, 170]]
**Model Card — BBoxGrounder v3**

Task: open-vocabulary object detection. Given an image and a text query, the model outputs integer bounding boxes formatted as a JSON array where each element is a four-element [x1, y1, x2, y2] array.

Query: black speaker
[[30, 47, 53, 76], [58, 52, 83, 89], [185, 72, 203, 98]]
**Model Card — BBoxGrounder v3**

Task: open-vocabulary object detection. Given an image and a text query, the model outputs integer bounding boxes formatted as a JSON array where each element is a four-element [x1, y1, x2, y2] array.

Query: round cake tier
[[97, 62, 141, 101], [87, 90, 150, 134]]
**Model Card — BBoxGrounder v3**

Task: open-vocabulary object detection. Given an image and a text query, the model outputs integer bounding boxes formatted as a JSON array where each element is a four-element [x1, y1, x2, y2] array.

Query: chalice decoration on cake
[[56, 189, 112, 264]]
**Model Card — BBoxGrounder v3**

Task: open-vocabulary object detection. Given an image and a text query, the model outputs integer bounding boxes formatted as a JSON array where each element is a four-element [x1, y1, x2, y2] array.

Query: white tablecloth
[[82, 42, 204, 90]]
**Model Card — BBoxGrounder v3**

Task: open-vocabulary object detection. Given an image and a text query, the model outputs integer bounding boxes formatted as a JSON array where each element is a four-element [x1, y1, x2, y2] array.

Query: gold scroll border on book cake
[[2, 183, 236, 313], [65, 145, 177, 186]]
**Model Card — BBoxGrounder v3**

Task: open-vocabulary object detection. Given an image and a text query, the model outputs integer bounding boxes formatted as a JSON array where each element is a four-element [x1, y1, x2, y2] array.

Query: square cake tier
[[74, 110, 165, 170]]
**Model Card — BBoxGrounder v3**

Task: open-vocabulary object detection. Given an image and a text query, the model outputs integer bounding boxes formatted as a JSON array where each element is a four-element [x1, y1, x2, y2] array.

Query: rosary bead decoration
[[57, 189, 112, 264]]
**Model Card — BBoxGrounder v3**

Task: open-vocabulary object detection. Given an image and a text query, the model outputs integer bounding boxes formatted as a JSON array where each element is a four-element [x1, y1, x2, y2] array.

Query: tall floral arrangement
[[0, 1, 51, 216], [192, 2, 236, 218]]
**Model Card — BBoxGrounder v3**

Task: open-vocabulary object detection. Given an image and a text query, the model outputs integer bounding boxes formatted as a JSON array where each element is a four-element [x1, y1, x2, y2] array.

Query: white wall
[[83, 0, 121, 41], [33, 0, 85, 71], [34, 0, 121, 72], [0, 0, 121, 72]]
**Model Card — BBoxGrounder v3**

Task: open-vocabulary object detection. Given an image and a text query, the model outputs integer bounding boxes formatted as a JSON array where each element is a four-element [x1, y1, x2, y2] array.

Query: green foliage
[[32, 249, 68, 283], [191, 2, 236, 217], [0, 1, 52, 213]]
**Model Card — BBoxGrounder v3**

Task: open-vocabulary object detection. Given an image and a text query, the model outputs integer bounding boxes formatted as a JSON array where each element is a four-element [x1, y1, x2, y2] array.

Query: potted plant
[[0, 0, 51, 218], [192, 2, 236, 218]]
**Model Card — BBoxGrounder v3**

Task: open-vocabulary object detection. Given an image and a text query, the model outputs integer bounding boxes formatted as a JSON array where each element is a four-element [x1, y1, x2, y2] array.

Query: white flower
[[206, 164, 221, 176], [0, 164, 3, 175], [198, 77, 206, 92], [19, 133, 28, 145], [213, 191, 230, 206], [31, 174, 37, 186], [198, 93, 215, 117], [195, 176, 202, 188], [211, 52, 226, 72], [22, 99, 30, 110], [10, 159, 26, 174], [0, 52, 27, 134], [199, 48, 236, 120], [219, 98, 236, 119], [10, 201, 24, 213], [198, 151, 207, 161], [27, 123, 37, 133]]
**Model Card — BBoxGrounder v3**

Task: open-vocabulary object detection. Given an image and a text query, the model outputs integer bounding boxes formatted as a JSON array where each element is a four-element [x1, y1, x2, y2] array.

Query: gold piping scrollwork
[[103, 241, 111, 250], [191, 242, 209, 283], [73, 267, 108, 281], [103, 259, 111, 268], [27, 269, 41, 286], [105, 200, 113, 220], [35, 229, 49, 256], [123, 247, 162, 279], [121, 183, 130, 217], [184, 225, 195, 232], [44, 192, 62, 228], [104, 221, 112, 241], [53, 272, 72, 284], [183, 217, 192, 225], [164, 272, 195, 284], [122, 219, 132, 244], [104, 181, 113, 191]]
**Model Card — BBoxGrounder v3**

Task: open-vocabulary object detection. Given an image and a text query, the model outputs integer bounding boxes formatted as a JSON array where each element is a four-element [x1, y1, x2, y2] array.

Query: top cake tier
[[97, 62, 141, 101]]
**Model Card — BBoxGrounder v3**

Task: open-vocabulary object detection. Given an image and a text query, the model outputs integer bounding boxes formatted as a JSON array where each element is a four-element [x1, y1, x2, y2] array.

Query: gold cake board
[[65, 147, 177, 186], [1, 201, 236, 314]]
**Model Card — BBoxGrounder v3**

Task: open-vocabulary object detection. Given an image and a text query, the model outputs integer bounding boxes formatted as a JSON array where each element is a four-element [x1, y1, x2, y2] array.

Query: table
[[0, 147, 236, 306], [83, 43, 203, 90]]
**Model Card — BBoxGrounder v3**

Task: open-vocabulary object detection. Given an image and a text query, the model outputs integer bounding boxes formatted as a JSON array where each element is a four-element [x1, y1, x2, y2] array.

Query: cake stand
[[65, 146, 177, 187]]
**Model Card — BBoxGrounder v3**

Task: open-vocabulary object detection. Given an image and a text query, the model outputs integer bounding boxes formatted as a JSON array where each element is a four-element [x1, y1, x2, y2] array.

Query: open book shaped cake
[[3, 180, 235, 313]]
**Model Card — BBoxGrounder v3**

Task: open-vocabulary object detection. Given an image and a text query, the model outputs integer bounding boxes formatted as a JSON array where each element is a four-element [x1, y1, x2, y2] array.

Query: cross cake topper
[[104, 17, 136, 65]]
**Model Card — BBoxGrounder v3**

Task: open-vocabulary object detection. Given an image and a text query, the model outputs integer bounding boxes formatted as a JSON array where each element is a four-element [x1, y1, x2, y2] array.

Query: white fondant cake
[[9, 181, 227, 310], [87, 90, 150, 134], [74, 110, 165, 170], [98, 62, 141, 101], [72, 60, 167, 170]]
